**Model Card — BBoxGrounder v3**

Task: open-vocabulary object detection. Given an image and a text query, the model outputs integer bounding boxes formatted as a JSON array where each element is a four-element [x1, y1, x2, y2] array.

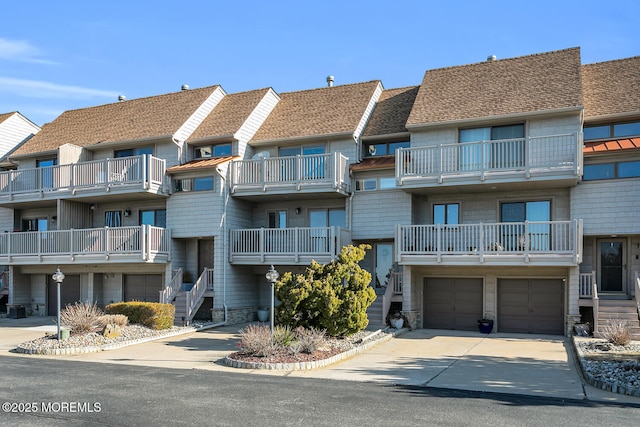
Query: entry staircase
[[583, 271, 640, 341], [160, 268, 214, 326], [366, 269, 403, 329]]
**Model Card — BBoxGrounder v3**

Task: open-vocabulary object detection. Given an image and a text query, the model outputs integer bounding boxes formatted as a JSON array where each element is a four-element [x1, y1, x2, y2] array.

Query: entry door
[[198, 239, 214, 276], [598, 240, 625, 292]]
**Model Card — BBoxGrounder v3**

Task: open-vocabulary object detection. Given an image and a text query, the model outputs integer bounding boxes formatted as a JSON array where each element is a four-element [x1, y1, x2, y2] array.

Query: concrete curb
[[223, 327, 406, 370], [571, 336, 640, 398]]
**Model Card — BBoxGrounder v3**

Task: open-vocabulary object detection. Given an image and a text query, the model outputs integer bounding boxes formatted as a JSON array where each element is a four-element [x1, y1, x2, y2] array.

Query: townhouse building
[[2, 47, 638, 337]]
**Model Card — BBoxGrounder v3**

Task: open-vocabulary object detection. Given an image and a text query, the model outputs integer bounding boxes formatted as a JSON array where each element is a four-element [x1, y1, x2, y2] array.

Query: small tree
[[275, 244, 376, 336]]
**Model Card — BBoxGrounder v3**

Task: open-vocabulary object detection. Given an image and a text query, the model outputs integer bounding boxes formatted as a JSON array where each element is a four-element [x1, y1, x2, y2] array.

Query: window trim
[[364, 140, 410, 157], [583, 160, 640, 181], [432, 202, 460, 225]]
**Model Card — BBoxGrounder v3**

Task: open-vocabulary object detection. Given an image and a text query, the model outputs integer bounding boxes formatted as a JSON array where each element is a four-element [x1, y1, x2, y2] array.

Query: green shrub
[[273, 324, 296, 347], [59, 301, 104, 335], [275, 244, 376, 336], [105, 301, 175, 330]]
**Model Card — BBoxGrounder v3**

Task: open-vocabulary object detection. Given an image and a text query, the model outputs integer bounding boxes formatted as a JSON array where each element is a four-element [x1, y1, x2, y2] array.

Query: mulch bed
[[226, 348, 342, 364]]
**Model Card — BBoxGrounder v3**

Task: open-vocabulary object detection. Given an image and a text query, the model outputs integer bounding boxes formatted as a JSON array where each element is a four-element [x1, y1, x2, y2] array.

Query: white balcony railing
[[0, 154, 166, 199], [229, 152, 350, 195], [396, 133, 581, 185], [230, 226, 350, 263], [0, 225, 170, 263], [396, 220, 582, 265], [579, 271, 596, 298]]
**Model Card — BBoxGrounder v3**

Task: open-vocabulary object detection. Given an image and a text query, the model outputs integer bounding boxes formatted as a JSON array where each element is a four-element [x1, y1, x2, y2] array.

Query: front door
[[598, 239, 625, 293], [198, 238, 214, 276]]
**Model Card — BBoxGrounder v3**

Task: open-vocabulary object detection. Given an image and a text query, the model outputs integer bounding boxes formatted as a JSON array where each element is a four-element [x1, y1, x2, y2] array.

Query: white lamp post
[[52, 267, 65, 340], [265, 265, 279, 333]]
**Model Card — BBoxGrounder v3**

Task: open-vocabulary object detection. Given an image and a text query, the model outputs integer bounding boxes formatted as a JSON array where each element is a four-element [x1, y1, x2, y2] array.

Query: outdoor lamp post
[[52, 267, 65, 340], [265, 265, 279, 333]]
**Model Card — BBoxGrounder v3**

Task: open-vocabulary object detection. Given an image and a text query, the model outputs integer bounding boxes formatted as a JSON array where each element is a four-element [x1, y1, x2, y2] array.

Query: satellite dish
[[252, 151, 270, 160]]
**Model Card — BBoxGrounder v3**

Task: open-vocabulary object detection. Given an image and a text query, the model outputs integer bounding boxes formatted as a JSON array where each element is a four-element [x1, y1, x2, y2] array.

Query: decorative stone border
[[15, 326, 197, 356], [223, 328, 405, 370], [571, 336, 640, 398]]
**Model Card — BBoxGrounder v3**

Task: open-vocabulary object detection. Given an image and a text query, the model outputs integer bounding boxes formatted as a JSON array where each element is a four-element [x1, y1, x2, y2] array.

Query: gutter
[[215, 165, 229, 326]]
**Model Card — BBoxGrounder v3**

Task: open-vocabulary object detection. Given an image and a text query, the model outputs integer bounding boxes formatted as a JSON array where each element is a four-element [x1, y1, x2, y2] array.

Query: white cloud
[[0, 38, 58, 65], [0, 77, 119, 99]]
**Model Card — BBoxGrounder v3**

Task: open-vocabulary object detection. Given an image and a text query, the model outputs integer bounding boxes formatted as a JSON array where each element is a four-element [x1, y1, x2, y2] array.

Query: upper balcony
[[229, 226, 351, 265], [0, 155, 167, 206], [396, 133, 582, 192], [396, 220, 582, 267], [229, 153, 350, 200], [0, 225, 171, 265]]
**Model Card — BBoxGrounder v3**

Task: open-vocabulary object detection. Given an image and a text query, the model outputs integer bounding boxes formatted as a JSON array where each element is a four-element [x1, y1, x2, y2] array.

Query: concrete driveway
[[1, 316, 638, 404]]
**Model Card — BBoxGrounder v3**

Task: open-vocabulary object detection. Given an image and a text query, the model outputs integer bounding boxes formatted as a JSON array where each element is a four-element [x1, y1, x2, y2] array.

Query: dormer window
[[194, 143, 232, 159], [365, 141, 409, 157]]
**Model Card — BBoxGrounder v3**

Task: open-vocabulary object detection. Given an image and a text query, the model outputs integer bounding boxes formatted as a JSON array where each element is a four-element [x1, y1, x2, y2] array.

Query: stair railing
[[592, 279, 599, 334], [381, 269, 403, 325], [185, 268, 214, 323], [160, 268, 182, 304], [635, 271, 640, 319]]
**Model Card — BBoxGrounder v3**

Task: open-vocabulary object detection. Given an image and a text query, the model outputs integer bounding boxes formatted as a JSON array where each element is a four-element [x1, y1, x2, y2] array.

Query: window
[[105, 211, 122, 227], [140, 209, 166, 228], [500, 201, 550, 251], [279, 146, 326, 180], [194, 143, 232, 158], [174, 177, 214, 192], [115, 147, 153, 158], [584, 161, 640, 180], [584, 121, 640, 141], [366, 141, 410, 157], [459, 124, 524, 170], [268, 211, 286, 228], [355, 177, 396, 191], [22, 218, 47, 232], [36, 158, 57, 189], [355, 179, 377, 191], [433, 203, 459, 225]]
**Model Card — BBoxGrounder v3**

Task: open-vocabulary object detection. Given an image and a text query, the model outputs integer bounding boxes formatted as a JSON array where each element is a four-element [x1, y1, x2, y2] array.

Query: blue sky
[[1, 0, 638, 126]]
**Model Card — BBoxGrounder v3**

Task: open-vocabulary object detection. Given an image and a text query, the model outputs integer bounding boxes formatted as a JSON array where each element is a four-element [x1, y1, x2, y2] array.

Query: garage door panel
[[424, 278, 482, 331], [498, 279, 564, 335]]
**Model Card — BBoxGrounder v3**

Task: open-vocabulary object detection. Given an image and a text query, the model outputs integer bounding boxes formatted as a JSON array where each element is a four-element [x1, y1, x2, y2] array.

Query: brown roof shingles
[[582, 56, 640, 119], [12, 85, 220, 157], [362, 86, 419, 137], [189, 88, 273, 141], [252, 81, 381, 142], [0, 112, 14, 124], [407, 48, 584, 127]]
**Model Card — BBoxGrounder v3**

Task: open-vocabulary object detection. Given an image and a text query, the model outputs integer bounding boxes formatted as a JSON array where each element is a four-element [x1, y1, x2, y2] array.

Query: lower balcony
[[396, 220, 582, 266], [230, 226, 351, 265], [0, 225, 171, 265]]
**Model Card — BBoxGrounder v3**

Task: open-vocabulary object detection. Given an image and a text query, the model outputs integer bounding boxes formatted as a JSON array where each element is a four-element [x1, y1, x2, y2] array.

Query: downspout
[[216, 166, 229, 324]]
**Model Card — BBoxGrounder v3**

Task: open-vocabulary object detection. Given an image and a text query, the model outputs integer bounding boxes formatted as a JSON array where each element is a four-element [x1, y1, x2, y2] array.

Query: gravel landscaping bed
[[15, 324, 199, 355], [575, 338, 640, 397]]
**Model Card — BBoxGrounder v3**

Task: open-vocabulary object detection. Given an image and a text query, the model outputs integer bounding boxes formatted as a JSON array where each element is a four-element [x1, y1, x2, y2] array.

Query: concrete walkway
[[1, 317, 638, 404]]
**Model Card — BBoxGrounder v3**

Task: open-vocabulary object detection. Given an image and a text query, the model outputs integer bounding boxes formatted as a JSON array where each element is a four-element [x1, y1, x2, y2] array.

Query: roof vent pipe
[[181, 84, 190, 91], [487, 55, 497, 62], [326, 75, 334, 87], [118, 95, 126, 102]]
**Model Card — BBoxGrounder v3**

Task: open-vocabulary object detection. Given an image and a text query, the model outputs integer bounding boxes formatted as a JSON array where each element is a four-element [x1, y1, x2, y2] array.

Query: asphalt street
[[1, 355, 639, 427]]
